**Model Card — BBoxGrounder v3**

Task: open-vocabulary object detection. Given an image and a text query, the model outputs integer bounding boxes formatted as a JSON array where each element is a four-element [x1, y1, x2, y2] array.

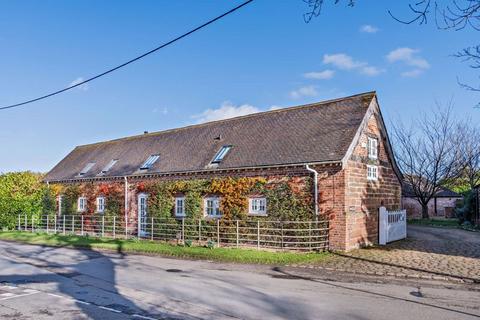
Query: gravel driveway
[[294, 225, 480, 283]]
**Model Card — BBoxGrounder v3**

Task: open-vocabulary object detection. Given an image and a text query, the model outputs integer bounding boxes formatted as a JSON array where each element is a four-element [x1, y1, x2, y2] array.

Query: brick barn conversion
[[44, 92, 402, 251]]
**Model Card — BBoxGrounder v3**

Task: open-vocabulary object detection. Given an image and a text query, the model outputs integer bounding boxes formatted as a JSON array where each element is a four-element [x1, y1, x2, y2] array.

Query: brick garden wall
[[403, 196, 460, 219]]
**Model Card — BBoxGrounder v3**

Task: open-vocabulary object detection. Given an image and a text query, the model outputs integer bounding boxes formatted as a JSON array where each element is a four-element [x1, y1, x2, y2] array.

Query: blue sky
[[0, 0, 478, 173]]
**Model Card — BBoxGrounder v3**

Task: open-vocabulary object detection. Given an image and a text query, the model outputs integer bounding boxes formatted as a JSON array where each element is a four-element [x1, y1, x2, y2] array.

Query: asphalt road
[[0, 240, 478, 320]]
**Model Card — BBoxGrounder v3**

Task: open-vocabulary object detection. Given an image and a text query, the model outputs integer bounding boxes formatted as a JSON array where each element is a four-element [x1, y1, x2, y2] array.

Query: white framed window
[[248, 197, 267, 215], [175, 197, 186, 217], [204, 197, 221, 217], [138, 194, 148, 217], [367, 165, 378, 181], [77, 197, 87, 212], [368, 137, 378, 159], [96, 197, 105, 213]]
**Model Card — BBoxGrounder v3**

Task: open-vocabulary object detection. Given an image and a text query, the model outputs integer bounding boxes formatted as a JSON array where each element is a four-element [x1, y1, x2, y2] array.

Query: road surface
[[0, 240, 478, 319]]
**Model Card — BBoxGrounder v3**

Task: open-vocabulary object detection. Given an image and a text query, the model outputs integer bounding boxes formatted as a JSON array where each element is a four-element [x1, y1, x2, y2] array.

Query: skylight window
[[140, 155, 160, 170], [212, 145, 232, 164], [79, 162, 95, 176], [100, 159, 118, 174]]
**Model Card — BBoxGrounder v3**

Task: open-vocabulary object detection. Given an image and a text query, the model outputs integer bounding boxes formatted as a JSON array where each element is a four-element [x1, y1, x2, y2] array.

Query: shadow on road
[[0, 241, 155, 319]]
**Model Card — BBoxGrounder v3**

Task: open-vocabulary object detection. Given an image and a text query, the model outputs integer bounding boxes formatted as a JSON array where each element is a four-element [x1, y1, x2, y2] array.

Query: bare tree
[[302, 0, 355, 23], [392, 103, 462, 218], [303, 0, 480, 97], [390, 0, 480, 94], [456, 120, 480, 189]]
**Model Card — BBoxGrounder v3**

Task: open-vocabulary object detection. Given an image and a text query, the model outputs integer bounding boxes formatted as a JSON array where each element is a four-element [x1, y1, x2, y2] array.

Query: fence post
[[198, 219, 201, 242], [257, 221, 260, 250], [216, 219, 220, 248], [31, 216, 34, 233], [24, 215, 27, 232], [47, 215, 49, 234], [182, 218, 185, 243], [379, 206, 387, 245], [81, 215, 84, 236], [236, 220, 239, 248], [125, 216, 128, 239], [309, 221, 312, 250], [281, 222, 284, 250], [113, 216, 116, 239], [151, 217, 154, 241], [17, 214, 20, 231], [102, 215, 105, 238], [63, 216, 65, 235], [54, 215, 57, 233], [72, 216, 75, 234], [137, 216, 140, 239]]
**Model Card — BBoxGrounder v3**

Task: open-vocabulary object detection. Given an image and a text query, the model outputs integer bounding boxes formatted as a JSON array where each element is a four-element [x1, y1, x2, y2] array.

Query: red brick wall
[[343, 109, 402, 250], [403, 196, 460, 219]]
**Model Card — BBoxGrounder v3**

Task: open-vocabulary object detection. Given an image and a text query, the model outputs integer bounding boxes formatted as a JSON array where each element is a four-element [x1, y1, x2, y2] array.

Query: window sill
[[248, 213, 268, 217]]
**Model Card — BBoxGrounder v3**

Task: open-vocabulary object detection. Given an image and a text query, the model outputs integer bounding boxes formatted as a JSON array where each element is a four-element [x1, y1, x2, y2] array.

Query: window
[[100, 159, 118, 175], [368, 137, 378, 159], [367, 165, 378, 181], [140, 155, 160, 170], [78, 197, 87, 212], [96, 197, 105, 213], [204, 197, 221, 217], [79, 162, 95, 176], [211, 146, 232, 164], [249, 197, 267, 215], [175, 197, 185, 217], [138, 194, 148, 217]]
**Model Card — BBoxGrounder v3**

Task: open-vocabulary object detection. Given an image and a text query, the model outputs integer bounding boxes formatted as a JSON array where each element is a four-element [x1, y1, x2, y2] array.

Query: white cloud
[[322, 53, 382, 77], [193, 102, 261, 123], [303, 69, 335, 80], [289, 85, 318, 99], [386, 47, 430, 69], [68, 77, 89, 91], [360, 25, 379, 33], [323, 54, 366, 70], [401, 69, 424, 78], [360, 66, 385, 76], [153, 107, 168, 115]]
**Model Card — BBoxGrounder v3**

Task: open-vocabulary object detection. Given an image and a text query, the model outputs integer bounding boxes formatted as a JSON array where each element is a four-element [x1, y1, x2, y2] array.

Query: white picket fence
[[379, 207, 407, 245]]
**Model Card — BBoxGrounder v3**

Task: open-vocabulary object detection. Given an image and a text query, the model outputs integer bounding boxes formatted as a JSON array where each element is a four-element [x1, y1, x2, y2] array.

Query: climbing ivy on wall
[[53, 176, 314, 221]]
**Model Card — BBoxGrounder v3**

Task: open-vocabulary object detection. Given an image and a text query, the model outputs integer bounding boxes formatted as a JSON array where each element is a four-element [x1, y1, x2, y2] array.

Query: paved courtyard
[[294, 225, 480, 283]]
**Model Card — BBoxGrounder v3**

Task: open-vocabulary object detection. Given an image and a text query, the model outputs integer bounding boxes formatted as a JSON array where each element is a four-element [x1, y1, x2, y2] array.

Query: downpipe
[[124, 176, 128, 235], [305, 165, 319, 222]]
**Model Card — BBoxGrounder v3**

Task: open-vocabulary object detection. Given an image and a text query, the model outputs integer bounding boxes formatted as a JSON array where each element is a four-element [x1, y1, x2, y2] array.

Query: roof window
[[79, 162, 95, 176], [140, 155, 160, 170], [211, 145, 232, 164], [99, 159, 118, 175]]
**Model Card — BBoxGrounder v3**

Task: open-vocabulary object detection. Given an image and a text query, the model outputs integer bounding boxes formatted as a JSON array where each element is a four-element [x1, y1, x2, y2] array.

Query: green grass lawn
[[408, 218, 460, 228], [0, 231, 329, 265]]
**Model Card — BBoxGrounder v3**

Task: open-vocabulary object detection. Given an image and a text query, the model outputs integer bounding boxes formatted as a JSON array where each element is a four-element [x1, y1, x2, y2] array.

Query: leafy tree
[[0, 171, 45, 229]]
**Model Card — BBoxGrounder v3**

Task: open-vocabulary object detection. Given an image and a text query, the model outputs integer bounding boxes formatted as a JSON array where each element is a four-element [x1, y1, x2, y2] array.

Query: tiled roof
[[44, 92, 376, 182]]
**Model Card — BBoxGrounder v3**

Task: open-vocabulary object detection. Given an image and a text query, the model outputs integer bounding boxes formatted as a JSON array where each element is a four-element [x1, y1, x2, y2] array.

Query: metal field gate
[[379, 207, 407, 245]]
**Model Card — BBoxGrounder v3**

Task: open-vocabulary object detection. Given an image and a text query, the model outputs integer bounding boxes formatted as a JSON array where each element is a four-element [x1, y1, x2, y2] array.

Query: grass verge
[[408, 218, 460, 228], [0, 231, 329, 265]]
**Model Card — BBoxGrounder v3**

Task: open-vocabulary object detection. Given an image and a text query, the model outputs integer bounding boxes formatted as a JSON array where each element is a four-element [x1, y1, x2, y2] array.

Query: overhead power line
[[0, 0, 254, 111]]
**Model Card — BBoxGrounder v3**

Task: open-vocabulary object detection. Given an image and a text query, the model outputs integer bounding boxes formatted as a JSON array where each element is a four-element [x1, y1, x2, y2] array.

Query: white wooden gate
[[379, 207, 407, 245]]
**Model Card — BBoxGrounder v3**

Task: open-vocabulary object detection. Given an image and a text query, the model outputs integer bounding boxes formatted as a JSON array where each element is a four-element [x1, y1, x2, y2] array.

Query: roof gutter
[[305, 164, 319, 221]]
